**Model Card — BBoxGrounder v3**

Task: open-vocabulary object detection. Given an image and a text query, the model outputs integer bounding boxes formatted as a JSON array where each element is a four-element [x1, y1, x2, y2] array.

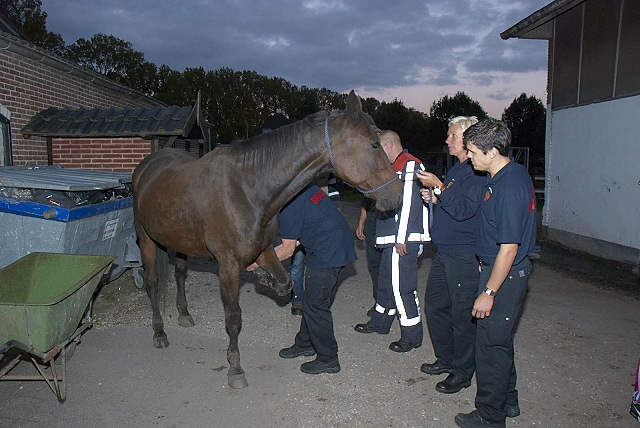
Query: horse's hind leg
[[138, 227, 170, 348], [175, 252, 195, 327], [218, 261, 248, 389]]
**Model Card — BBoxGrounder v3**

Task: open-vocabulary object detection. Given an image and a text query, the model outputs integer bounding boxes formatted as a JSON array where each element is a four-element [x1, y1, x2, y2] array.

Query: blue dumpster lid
[[0, 165, 132, 191]]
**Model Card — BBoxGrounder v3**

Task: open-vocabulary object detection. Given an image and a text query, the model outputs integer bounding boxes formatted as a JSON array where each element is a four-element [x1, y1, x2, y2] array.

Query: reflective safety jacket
[[375, 150, 430, 247]]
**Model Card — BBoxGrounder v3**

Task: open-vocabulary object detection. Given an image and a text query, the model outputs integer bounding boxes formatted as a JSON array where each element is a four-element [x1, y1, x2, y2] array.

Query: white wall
[[544, 95, 640, 261]]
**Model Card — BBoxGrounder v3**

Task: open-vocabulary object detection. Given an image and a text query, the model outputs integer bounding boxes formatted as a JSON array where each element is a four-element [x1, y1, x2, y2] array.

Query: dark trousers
[[294, 266, 342, 362], [371, 244, 423, 343], [425, 252, 478, 380], [364, 213, 382, 301], [475, 258, 531, 423]]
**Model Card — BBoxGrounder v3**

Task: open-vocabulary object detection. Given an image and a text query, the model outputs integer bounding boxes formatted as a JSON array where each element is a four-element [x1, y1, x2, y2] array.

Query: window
[[551, 0, 640, 110], [616, 0, 640, 96], [579, 1, 620, 104], [551, 5, 582, 109]]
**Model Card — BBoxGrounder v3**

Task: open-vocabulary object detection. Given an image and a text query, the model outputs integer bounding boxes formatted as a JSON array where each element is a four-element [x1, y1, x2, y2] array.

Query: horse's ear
[[346, 90, 362, 118]]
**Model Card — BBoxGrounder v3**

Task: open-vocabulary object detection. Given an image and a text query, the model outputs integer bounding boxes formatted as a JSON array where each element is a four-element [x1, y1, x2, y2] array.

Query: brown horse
[[132, 90, 402, 389]]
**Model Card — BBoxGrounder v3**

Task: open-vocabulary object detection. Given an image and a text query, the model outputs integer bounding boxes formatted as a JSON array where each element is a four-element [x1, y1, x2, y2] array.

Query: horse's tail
[[155, 246, 169, 314]]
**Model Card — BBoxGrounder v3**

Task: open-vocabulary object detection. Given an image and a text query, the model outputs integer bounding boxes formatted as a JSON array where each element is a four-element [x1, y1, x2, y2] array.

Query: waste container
[[0, 165, 142, 283]]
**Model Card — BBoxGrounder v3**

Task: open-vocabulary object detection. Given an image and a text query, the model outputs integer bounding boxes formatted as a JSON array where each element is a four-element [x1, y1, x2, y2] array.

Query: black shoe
[[388, 340, 421, 353], [291, 302, 303, 316], [300, 358, 341, 374], [366, 305, 376, 317], [454, 410, 505, 428], [278, 344, 315, 359], [354, 322, 389, 334], [506, 403, 520, 418], [436, 372, 471, 394], [631, 401, 640, 422], [420, 360, 453, 375]]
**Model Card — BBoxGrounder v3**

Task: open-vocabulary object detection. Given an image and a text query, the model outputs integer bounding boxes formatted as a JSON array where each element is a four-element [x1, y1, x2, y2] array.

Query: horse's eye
[[371, 141, 381, 149]]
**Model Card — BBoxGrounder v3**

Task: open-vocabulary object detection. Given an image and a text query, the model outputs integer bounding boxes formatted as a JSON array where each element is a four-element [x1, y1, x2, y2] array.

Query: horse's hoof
[[178, 314, 195, 327], [153, 333, 170, 348], [275, 279, 294, 297], [228, 373, 248, 389], [253, 268, 275, 288]]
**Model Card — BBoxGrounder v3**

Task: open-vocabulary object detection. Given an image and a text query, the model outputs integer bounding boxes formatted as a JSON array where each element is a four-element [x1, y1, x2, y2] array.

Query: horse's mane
[[222, 110, 333, 173]]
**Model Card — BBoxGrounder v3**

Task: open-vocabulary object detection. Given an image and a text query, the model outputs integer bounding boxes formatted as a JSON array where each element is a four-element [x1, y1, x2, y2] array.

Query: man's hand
[[420, 188, 437, 204], [417, 170, 443, 189], [472, 293, 494, 319], [395, 243, 407, 257], [356, 223, 366, 241]]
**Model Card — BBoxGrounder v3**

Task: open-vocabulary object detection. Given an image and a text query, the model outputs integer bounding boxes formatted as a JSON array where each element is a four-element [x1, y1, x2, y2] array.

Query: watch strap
[[483, 286, 497, 297]]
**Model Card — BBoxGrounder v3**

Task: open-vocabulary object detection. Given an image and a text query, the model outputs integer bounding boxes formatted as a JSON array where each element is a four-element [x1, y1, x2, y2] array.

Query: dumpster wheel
[[132, 267, 145, 289]]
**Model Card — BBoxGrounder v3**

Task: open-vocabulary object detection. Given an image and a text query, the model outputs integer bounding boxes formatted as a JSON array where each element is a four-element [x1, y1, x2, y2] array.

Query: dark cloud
[[40, 0, 550, 113]]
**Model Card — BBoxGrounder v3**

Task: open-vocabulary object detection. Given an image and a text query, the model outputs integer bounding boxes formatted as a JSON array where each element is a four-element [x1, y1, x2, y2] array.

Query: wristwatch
[[433, 184, 445, 195], [483, 286, 497, 297]]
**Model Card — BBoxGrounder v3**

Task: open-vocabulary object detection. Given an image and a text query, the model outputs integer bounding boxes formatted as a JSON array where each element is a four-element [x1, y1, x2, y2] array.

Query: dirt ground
[[1, 200, 639, 427]]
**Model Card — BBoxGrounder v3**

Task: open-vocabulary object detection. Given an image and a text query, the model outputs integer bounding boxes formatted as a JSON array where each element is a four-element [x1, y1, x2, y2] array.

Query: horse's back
[[133, 148, 198, 186]]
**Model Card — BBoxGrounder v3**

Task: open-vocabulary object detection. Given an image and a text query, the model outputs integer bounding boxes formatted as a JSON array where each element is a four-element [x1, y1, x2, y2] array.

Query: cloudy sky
[[40, 0, 551, 117]]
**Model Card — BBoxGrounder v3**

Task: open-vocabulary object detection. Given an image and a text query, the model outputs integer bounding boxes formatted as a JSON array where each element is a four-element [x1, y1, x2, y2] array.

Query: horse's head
[[326, 91, 402, 211]]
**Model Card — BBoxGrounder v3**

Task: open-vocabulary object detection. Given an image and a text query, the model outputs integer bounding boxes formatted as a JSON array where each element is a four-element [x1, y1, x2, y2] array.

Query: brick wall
[[0, 35, 161, 168], [52, 137, 152, 173]]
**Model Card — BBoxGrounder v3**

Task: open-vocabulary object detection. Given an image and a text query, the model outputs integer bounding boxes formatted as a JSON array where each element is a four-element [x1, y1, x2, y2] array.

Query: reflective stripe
[[407, 232, 427, 241], [377, 233, 426, 245], [391, 246, 422, 327], [396, 161, 416, 244], [422, 197, 431, 241], [375, 303, 396, 316]]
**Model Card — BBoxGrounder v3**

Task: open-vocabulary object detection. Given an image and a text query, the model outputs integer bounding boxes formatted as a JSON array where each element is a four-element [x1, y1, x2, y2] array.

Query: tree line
[[2, 0, 545, 170]]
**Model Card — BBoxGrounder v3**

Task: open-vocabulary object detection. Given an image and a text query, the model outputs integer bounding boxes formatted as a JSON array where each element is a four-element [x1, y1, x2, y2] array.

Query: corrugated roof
[[21, 101, 207, 141]]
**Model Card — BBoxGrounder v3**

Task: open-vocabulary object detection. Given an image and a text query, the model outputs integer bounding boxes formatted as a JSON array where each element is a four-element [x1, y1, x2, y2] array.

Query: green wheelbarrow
[[0, 252, 114, 402]]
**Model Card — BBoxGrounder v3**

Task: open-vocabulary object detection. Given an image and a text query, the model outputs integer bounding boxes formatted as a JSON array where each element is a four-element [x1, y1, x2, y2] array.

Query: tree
[[65, 34, 158, 95], [427, 91, 488, 151], [0, 0, 65, 55], [502, 93, 546, 170], [360, 97, 381, 117], [373, 100, 430, 162]]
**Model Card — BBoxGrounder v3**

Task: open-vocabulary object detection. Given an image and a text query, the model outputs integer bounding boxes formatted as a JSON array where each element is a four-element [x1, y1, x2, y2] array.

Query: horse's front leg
[[174, 253, 195, 327], [253, 245, 293, 297], [218, 260, 248, 389]]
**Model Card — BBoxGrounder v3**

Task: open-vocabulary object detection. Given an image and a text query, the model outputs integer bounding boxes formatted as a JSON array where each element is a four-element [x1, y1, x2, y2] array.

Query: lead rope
[[325, 118, 398, 194]]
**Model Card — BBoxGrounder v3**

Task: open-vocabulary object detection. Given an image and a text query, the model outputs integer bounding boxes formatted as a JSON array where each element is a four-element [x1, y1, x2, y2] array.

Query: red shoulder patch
[[310, 189, 326, 204], [528, 186, 536, 213]]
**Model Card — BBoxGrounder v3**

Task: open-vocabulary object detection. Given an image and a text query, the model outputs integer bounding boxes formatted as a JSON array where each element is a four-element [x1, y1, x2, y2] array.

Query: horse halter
[[324, 118, 399, 195]]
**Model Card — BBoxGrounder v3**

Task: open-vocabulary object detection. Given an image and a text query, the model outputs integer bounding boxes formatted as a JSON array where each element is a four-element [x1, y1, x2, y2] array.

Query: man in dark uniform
[[417, 116, 486, 395], [289, 173, 340, 316], [454, 119, 537, 428], [250, 183, 356, 374]]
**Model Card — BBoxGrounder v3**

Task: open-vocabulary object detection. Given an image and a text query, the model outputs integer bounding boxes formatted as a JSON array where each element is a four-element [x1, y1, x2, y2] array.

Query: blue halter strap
[[324, 117, 398, 195]]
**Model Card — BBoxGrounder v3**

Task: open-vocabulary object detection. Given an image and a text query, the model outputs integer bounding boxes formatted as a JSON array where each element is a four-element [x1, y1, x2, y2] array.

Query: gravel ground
[[1, 200, 639, 427]]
